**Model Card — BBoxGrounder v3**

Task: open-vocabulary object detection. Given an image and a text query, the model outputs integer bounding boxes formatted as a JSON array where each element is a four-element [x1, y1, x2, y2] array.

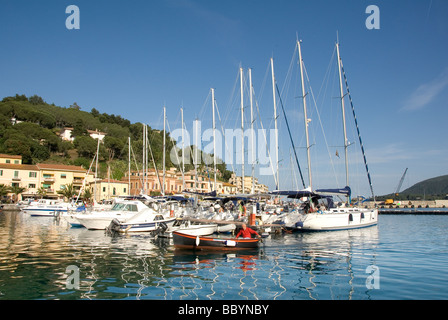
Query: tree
[[0, 184, 11, 201], [9, 185, 26, 203], [57, 183, 76, 201], [37, 187, 47, 199], [71, 119, 88, 138], [74, 136, 98, 158], [82, 187, 93, 203], [28, 95, 45, 105], [70, 102, 81, 110]]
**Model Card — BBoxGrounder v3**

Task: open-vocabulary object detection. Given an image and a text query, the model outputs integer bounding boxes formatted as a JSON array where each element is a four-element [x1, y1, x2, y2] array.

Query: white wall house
[[60, 127, 106, 142]]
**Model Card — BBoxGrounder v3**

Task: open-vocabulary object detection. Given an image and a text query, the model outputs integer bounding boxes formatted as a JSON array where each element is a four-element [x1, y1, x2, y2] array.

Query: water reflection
[[1, 210, 380, 300]]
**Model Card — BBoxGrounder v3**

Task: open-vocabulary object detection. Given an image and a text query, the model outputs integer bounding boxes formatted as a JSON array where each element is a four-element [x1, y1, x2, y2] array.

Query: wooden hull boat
[[172, 231, 259, 250]]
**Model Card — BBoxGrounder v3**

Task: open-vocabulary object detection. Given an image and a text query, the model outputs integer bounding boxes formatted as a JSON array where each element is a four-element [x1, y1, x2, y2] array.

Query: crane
[[385, 168, 408, 205], [395, 168, 408, 197]]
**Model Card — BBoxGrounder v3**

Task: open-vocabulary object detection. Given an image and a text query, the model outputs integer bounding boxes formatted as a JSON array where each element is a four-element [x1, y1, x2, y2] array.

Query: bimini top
[[269, 186, 351, 199]]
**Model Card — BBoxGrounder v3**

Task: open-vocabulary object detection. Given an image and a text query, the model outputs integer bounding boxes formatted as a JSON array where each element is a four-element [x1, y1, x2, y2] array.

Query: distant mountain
[[400, 175, 448, 196]]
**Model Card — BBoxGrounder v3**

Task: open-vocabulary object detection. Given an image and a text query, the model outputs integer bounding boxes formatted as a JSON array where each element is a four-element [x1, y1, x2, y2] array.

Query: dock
[[379, 208, 448, 215]]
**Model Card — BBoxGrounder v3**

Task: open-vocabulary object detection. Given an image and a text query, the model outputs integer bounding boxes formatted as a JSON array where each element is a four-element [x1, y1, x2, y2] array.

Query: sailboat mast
[[271, 58, 279, 190], [94, 136, 100, 203], [240, 67, 245, 194], [162, 106, 166, 196], [211, 88, 217, 191], [142, 124, 146, 194], [181, 107, 185, 190], [249, 68, 255, 194], [336, 41, 350, 189], [128, 136, 131, 196], [297, 39, 312, 190]]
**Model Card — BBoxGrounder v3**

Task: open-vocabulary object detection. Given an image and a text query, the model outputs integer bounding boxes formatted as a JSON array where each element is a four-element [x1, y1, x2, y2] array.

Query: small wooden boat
[[173, 231, 260, 250]]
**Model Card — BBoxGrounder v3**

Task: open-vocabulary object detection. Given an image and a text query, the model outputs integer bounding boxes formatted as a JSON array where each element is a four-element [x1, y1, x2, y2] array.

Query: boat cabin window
[[154, 215, 164, 221], [124, 204, 138, 212]]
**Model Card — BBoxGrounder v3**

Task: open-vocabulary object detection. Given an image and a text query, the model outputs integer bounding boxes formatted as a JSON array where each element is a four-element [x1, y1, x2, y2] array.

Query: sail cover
[[315, 186, 351, 197]]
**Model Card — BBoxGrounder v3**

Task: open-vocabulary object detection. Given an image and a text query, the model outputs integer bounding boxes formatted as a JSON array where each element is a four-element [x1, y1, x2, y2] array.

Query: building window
[[29, 172, 37, 178], [0, 170, 2, 176], [123, 188, 126, 193], [29, 184, 36, 189], [6, 160, 10, 163], [103, 187, 106, 192], [14, 160, 19, 164], [14, 171, 19, 178], [61, 174, 67, 179]]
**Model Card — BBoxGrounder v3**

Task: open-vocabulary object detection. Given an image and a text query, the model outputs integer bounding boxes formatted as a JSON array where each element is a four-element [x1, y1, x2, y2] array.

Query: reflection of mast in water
[[267, 253, 287, 300], [300, 226, 379, 300]]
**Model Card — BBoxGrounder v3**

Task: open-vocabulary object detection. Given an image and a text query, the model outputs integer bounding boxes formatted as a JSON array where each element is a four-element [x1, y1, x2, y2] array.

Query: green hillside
[[0, 94, 233, 181], [378, 175, 448, 201], [400, 175, 448, 197]]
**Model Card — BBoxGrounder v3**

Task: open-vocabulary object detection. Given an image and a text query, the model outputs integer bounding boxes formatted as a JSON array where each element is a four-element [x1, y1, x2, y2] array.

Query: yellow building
[[0, 154, 94, 201], [89, 179, 129, 202]]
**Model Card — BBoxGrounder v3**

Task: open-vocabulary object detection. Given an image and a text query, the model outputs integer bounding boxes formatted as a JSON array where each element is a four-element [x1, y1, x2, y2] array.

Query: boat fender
[[225, 240, 236, 247], [195, 236, 200, 247], [295, 221, 304, 228], [317, 210, 323, 214]]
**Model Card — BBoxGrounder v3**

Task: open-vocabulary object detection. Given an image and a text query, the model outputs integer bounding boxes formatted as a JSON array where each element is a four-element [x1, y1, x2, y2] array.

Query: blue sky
[[1, 0, 447, 197]]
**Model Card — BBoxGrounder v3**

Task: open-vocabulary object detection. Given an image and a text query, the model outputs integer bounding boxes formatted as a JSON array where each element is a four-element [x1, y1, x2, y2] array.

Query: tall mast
[[181, 107, 185, 190], [271, 57, 279, 190], [211, 88, 217, 192], [297, 39, 312, 190], [249, 68, 255, 194], [336, 41, 349, 189], [162, 106, 166, 196], [128, 136, 131, 196], [94, 136, 100, 203], [240, 67, 245, 194], [142, 124, 146, 194]]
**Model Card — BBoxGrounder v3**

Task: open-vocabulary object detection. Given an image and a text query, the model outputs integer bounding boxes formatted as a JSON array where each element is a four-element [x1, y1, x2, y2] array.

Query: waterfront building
[[88, 179, 129, 202], [0, 154, 94, 201], [229, 173, 269, 194]]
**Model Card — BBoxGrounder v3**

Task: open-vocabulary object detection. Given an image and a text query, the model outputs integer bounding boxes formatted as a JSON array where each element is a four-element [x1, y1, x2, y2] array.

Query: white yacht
[[21, 199, 74, 216], [107, 208, 176, 233], [75, 200, 150, 230]]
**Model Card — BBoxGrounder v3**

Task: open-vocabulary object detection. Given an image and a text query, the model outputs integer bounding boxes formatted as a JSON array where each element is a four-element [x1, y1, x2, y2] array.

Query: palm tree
[[57, 183, 76, 201], [37, 187, 47, 199], [82, 187, 93, 204], [0, 184, 11, 202], [9, 185, 26, 203]]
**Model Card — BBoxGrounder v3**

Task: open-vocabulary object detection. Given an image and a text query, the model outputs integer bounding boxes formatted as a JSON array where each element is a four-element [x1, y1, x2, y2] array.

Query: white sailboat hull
[[297, 208, 378, 231]]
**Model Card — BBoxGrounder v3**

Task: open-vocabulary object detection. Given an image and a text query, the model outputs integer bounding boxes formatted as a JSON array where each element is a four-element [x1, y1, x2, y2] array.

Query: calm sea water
[[0, 211, 447, 300]]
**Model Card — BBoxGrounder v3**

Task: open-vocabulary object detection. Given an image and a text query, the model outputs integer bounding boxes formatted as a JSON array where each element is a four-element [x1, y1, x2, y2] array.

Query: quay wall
[[364, 200, 448, 209]]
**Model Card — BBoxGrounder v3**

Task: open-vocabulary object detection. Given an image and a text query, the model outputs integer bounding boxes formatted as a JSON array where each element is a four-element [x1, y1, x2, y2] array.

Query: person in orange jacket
[[235, 223, 260, 239]]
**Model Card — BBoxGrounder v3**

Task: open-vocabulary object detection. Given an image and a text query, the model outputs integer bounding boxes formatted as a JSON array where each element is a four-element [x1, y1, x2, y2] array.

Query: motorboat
[[107, 208, 176, 233], [74, 200, 150, 230], [172, 231, 260, 250], [21, 199, 74, 216]]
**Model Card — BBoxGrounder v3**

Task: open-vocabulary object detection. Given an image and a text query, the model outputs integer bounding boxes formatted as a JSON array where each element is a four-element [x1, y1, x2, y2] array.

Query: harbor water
[[0, 210, 447, 300]]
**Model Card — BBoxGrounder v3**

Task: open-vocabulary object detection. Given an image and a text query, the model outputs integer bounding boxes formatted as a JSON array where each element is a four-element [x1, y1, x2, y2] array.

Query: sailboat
[[271, 38, 378, 231]]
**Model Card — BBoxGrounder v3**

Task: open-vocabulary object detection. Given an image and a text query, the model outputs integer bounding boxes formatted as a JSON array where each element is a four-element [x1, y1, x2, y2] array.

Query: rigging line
[[340, 62, 375, 201], [303, 60, 340, 187], [275, 82, 306, 189], [130, 140, 144, 194], [253, 83, 278, 188], [146, 124, 163, 193], [214, 99, 236, 175], [165, 118, 185, 187]]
